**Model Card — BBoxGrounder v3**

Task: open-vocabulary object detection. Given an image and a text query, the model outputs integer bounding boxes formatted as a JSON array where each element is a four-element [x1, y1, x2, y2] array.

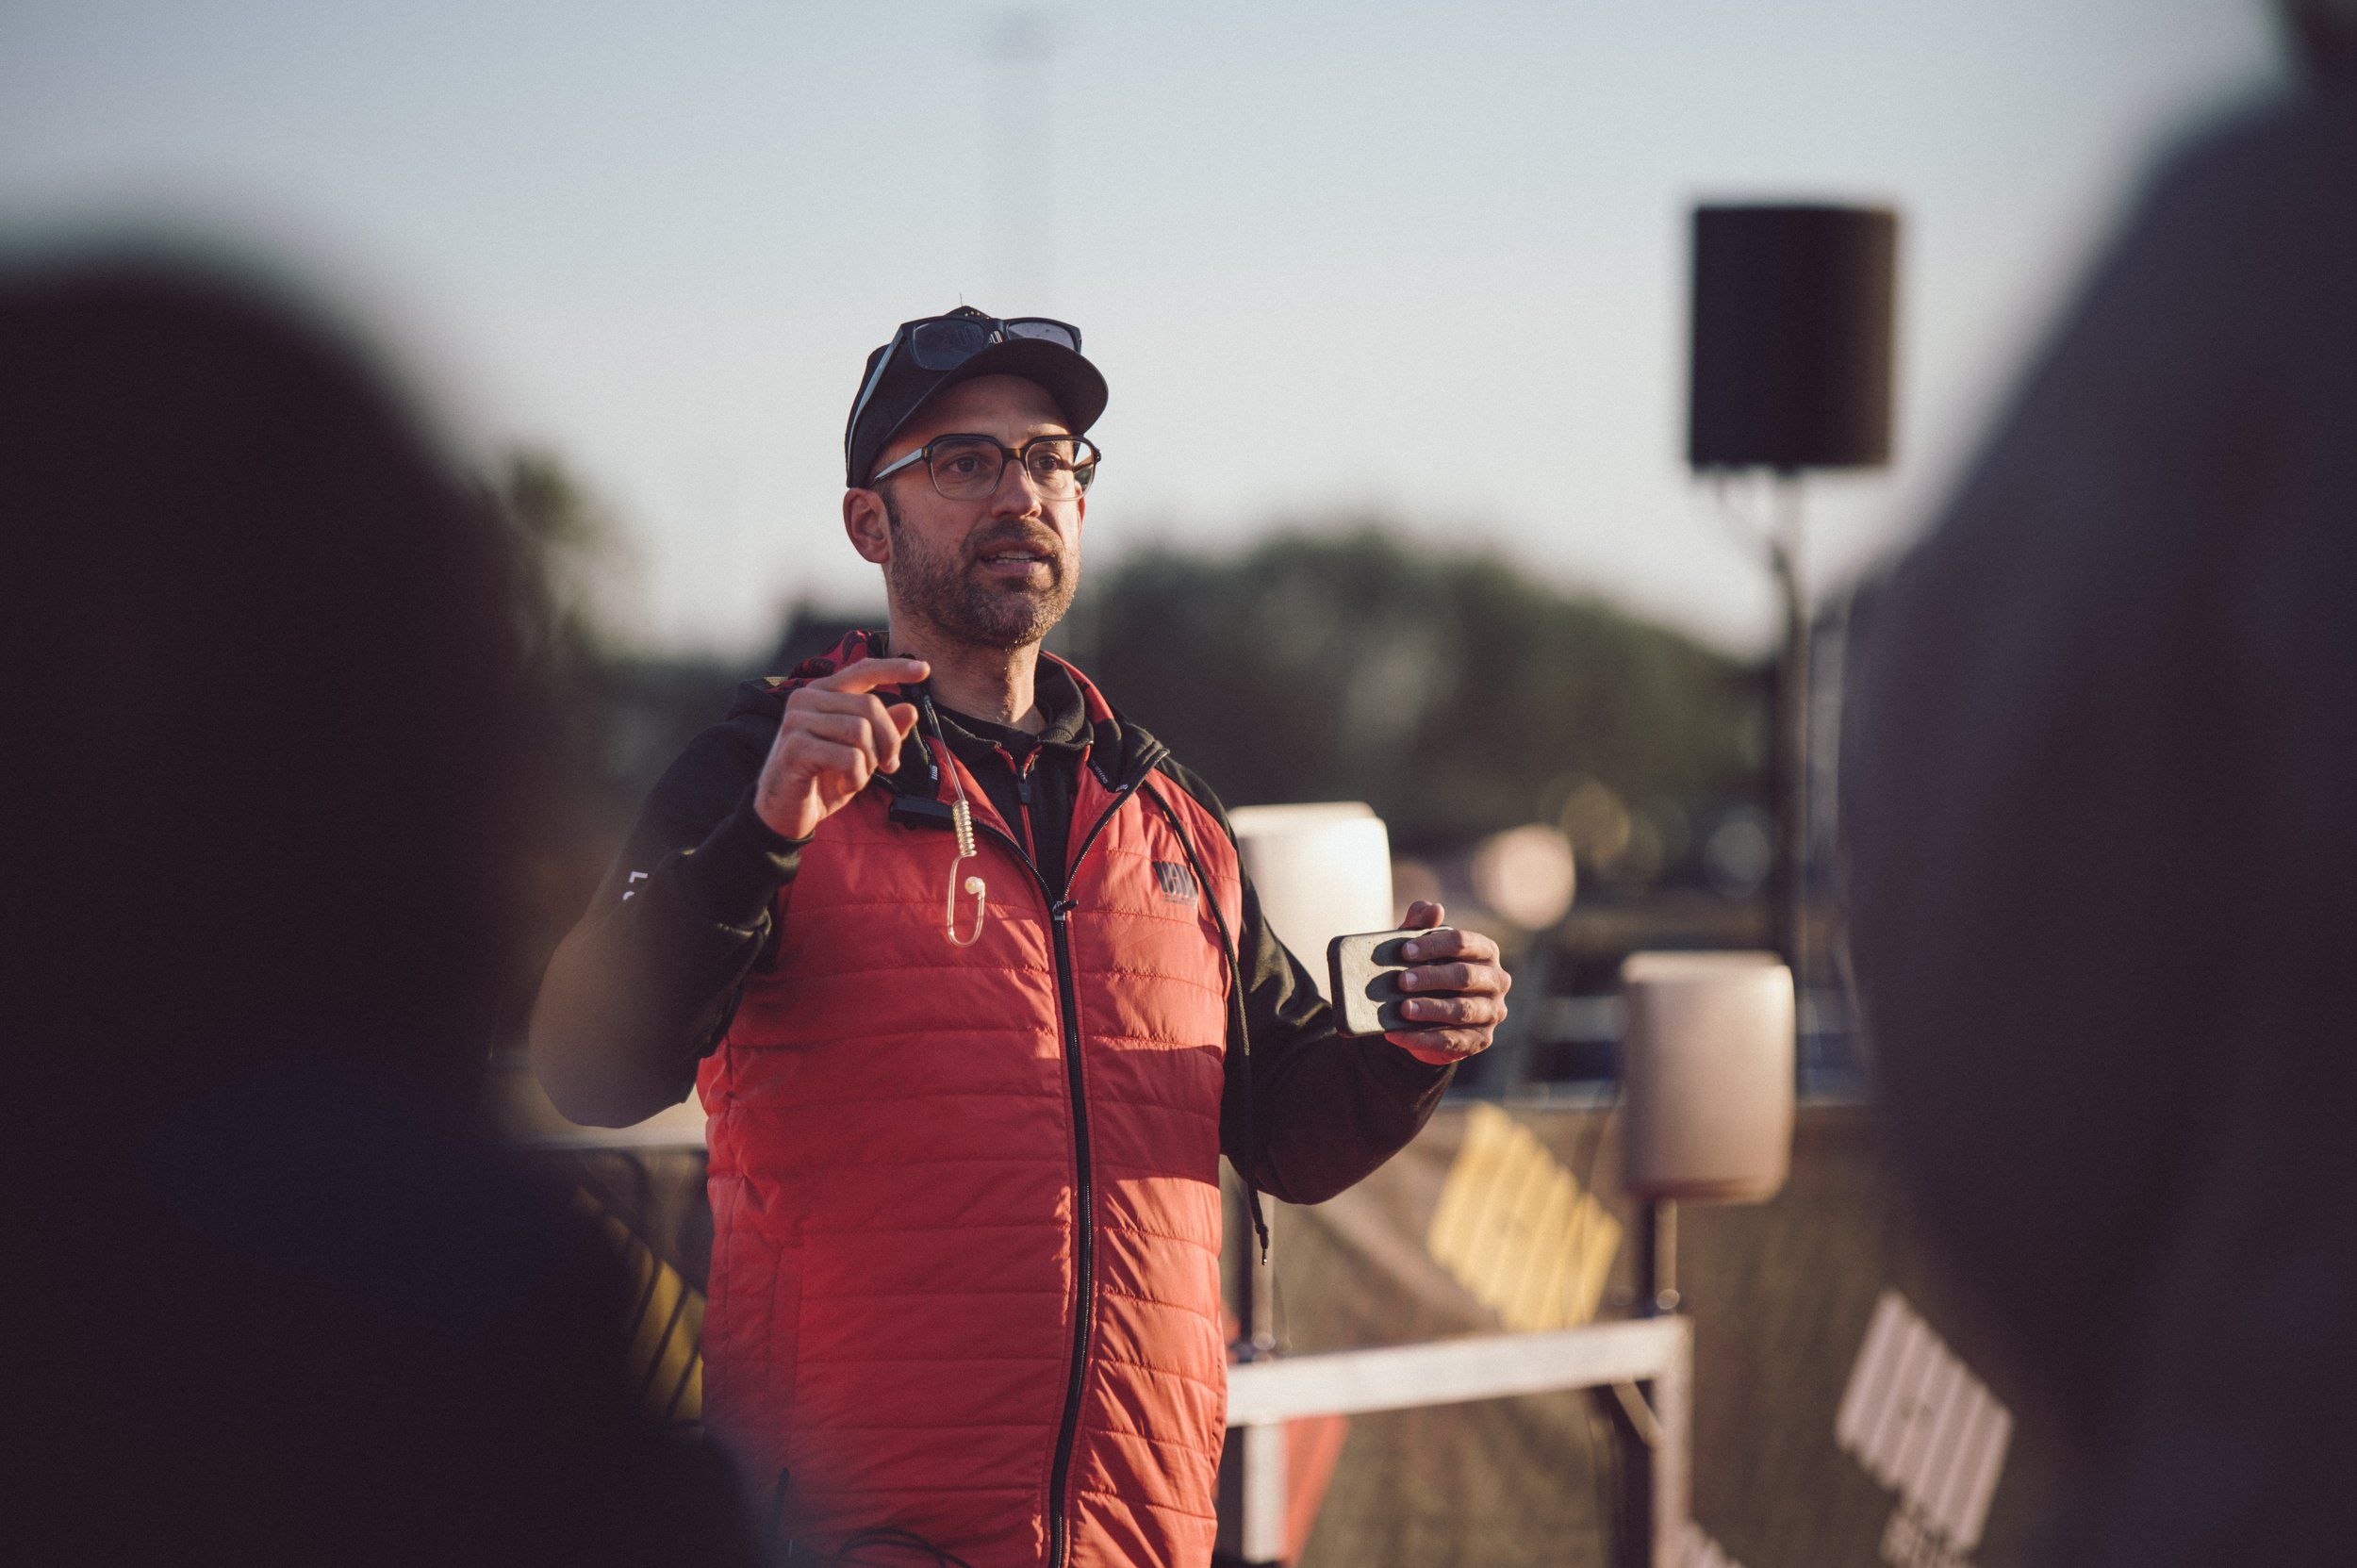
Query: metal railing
[[1221, 1314, 1692, 1568]]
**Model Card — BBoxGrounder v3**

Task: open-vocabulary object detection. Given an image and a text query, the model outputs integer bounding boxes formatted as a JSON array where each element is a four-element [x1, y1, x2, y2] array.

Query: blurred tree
[[1083, 524, 1753, 850], [489, 448, 748, 801], [487, 451, 748, 1037], [495, 448, 618, 668]]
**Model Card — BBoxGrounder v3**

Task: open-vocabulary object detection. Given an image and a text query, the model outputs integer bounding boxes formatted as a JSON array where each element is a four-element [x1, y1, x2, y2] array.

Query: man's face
[[856, 374, 1085, 651]]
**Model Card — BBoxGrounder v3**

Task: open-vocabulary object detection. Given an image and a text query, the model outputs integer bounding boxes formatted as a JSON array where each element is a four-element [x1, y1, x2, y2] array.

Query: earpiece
[[918, 690, 990, 948], [946, 794, 987, 947]]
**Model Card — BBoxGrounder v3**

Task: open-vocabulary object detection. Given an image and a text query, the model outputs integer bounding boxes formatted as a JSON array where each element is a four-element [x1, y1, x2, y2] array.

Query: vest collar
[[757, 629, 1167, 803]]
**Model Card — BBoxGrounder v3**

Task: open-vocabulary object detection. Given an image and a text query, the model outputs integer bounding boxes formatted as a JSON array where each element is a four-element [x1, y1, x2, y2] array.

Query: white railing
[[1222, 1315, 1692, 1568]]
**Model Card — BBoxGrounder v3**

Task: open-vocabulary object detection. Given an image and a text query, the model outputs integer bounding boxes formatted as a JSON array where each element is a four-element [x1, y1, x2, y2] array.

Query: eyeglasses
[[868, 433, 1102, 501], [848, 312, 1084, 474]]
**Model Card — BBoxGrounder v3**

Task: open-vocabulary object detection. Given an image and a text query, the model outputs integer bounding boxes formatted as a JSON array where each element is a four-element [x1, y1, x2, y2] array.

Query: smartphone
[[1326, 929, 1420, 1037]]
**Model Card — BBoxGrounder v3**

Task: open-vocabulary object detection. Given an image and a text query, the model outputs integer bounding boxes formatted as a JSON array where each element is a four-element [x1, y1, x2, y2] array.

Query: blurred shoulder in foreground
[[1842, 53, 2357, 1568], [1, 253, 752, 1567]]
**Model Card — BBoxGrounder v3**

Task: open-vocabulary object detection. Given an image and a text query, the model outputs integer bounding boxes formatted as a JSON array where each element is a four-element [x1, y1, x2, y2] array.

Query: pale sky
[[1, 1, 2281, 656]]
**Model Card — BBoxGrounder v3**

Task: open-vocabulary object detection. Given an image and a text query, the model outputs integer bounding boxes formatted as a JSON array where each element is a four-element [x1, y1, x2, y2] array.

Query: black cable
[[1562, 1081, 1621, 1287], [826, 1526, 981, 1568], [763, 1469, 791, 1562]]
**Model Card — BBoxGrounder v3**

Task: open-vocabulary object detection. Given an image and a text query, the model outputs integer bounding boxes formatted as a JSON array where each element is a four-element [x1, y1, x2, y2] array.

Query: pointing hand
[[753, 657, 931, 841]]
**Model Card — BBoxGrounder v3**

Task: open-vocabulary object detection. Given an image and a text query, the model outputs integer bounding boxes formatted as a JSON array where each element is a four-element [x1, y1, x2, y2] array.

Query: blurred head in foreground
[[2281, 0, 2357, 76], [3, 254, 746, 1566], [1842, 55, 2357, 1568], [5, 254, 529, 1129]]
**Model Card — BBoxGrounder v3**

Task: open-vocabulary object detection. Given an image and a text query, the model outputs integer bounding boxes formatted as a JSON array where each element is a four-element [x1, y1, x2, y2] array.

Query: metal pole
[[1216, 1181, 1281, 1563], [1635, 1198, 1680, 1317], [1616, 1201, 1685, 1567], [1766, 472, 1810, 985], [988, 10, 1055, 305], [1646, 1317, 1695, 1568]]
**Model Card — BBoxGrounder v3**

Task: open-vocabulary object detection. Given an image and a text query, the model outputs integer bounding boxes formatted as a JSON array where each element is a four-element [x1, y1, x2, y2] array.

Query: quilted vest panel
[[699, 727, 1244, 1568]]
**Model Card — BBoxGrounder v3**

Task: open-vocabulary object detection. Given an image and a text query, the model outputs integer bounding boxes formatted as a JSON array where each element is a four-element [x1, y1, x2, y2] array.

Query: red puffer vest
[[697, 635, 1245, 1568]]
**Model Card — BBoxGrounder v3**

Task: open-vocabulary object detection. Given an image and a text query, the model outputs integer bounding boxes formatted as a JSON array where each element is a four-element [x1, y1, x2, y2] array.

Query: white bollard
[[1226, 803, 1394, 1001], [1619, 950, 1795, 1204]]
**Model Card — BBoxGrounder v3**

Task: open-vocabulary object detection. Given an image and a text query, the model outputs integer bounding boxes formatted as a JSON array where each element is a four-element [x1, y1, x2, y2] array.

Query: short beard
[[882, 488, 1078, 651]]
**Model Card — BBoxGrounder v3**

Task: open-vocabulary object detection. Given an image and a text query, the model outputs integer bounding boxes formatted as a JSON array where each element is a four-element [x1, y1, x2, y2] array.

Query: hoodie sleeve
[[527, 709, 804, 1128], [1156, 760, 1455, 1206]]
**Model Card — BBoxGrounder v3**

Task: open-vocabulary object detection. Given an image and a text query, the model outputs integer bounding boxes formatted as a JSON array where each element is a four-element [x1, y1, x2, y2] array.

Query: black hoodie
[[528, 638, 1451, 1212]]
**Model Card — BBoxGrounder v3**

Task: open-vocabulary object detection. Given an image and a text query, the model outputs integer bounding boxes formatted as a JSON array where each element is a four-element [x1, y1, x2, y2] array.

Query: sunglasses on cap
[[846, 312, 1084, 467]]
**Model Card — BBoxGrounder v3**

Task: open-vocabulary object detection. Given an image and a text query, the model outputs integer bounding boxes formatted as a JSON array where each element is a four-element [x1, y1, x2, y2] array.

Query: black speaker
[[1689, 204, 1898, 470]]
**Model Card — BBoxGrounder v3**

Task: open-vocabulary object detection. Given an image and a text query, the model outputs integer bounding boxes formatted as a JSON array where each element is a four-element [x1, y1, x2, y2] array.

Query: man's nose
[[989, 455, 1047, 514]]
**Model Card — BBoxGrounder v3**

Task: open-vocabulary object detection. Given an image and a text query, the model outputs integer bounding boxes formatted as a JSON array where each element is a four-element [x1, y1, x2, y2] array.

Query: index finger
[[1400, 926, 1500, 966], [813, 656, 931, 694]]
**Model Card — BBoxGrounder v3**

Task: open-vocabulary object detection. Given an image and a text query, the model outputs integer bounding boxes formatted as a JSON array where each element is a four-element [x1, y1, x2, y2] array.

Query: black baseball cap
[[844, 306, 1109, 487]]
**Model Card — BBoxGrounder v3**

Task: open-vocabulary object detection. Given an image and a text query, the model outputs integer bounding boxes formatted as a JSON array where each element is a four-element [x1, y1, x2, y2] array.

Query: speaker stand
[[1765, 471, 1811, 989]]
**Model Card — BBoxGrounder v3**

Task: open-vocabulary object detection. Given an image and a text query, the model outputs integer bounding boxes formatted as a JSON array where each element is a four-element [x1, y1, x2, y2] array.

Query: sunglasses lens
[[1001, 319, 1080, 350], [907, 318, 991, 369]]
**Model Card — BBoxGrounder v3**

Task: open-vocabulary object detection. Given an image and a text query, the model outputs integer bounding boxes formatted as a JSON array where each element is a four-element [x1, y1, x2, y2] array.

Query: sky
[[1, 1, 2282, 657]]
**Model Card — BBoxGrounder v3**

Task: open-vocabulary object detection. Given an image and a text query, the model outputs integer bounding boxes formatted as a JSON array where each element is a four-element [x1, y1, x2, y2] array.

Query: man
[[530, 307, 1511, 1566]]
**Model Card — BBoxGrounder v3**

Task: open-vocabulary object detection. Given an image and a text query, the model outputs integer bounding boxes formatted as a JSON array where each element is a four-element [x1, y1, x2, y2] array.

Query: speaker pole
[[1767, 472, 1809, 982], [1637, 1197, 1680, 1316]]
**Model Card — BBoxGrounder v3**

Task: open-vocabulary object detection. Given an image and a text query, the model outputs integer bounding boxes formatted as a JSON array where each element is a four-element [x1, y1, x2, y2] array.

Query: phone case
[[1327, 929, 1418, 1038]]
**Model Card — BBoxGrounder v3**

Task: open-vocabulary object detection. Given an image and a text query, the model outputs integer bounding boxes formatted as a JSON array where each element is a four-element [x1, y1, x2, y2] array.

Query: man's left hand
[[1384, 900, 1511, 1065]]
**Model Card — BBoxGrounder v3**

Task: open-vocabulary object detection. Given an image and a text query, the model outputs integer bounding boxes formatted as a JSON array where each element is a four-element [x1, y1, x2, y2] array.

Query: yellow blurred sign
[[1426, 1103, 1622, 1331], [574, 1186, 704, 1425]]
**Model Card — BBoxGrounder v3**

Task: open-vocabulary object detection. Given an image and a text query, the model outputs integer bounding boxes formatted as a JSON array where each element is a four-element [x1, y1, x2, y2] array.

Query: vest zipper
[[1045, 770, 1160, 1568], [1043, 898, 1091, 1568], [948, 751, 1156, 1568]]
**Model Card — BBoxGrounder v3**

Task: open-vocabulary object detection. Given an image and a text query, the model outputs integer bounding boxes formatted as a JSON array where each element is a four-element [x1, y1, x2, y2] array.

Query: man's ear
[[844, 488, 891, 566]]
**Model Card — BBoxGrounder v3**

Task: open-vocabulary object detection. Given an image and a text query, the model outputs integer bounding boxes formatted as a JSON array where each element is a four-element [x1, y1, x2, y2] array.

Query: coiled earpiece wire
[[946, 780, 986, 946], [917, 690, 988, 947]]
